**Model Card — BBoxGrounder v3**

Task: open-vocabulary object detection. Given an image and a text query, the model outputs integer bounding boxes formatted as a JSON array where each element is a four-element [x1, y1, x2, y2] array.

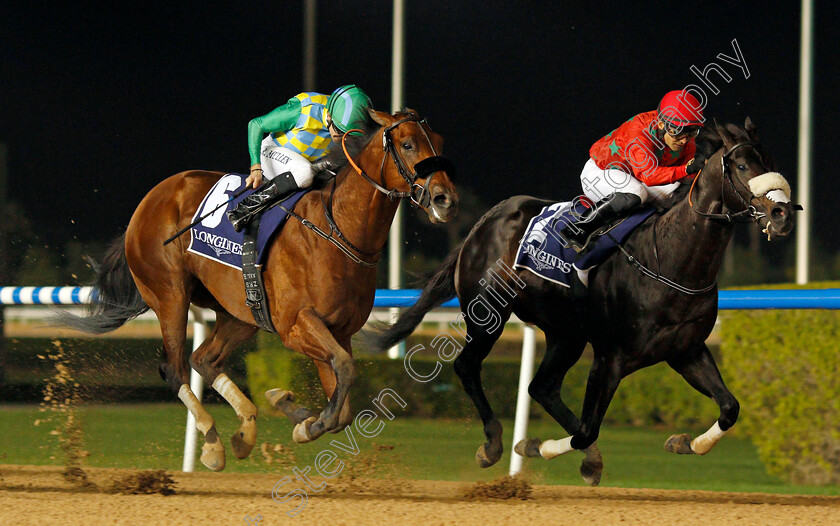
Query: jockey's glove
[[686, 153, 708, 175]]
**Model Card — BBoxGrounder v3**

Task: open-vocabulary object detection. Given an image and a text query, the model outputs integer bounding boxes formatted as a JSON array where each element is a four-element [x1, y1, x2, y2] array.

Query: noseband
[[342, 115, 455, 209], [689, 141, 766, 224]]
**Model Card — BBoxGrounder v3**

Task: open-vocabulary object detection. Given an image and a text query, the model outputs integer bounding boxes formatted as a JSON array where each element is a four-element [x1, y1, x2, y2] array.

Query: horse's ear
[[715, 120, 736, 149], [368, 107, 391, 126], [745, 116, 759, 142]]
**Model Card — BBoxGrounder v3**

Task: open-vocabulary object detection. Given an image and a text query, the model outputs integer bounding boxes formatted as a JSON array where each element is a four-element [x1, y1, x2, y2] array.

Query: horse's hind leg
[[136, 280, 227, 471], [524, 331, 586, 433], [516, 331, 603, 486], [189, 310, 259, 460], [453, 310, 510, 468], [663, 343, 739, 455]]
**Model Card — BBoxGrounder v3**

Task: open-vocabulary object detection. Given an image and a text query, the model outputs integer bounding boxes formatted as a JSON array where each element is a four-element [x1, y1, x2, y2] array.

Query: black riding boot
[[227, 172, 299, 232], [559, 193, 642, 252]]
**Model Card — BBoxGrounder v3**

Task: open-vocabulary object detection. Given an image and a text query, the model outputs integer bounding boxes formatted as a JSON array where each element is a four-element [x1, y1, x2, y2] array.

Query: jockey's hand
[[686, 153, 708, 175], [246, 164, 263, 189]]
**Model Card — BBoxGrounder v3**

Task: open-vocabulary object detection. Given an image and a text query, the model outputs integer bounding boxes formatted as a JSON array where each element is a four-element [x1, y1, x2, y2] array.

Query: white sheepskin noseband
[[748, 172, 791, 203]]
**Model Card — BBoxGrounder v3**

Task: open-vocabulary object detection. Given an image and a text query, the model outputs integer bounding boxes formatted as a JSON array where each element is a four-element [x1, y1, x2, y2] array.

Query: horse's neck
[[329, 139, 400, 255], [655, 150, 734, 284]]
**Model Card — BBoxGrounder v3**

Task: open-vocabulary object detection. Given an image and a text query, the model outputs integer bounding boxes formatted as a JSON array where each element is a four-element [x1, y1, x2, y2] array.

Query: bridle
[[618, 140, 768, 295], [276, 114, 455, 268], [342, 114, 455, 209], [688, 141, 767, 224]]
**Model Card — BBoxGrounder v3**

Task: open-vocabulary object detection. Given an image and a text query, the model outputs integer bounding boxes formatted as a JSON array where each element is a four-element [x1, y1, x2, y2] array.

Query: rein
[[609, 220, 718, 296], [343, 116, 455, 209], [688, 141, 766, 224], [277, 115, 454, 268], [619, 139, 777, 294], [615, 140, 769, 295]]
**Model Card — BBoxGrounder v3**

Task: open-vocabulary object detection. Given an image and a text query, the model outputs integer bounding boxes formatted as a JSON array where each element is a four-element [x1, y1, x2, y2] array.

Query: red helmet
[[657, 90, 704, 128]]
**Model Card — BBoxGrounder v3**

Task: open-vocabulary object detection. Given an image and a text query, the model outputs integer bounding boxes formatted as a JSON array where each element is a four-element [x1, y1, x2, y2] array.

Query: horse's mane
[[695, 125, 724, 158], [697, 120, 774, 170], [310, 109, 381, 187], [661, 121, 764, 210]]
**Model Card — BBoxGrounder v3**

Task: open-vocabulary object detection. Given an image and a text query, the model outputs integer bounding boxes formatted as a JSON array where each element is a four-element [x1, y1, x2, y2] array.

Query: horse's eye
[[738, 164, 746, 171], [402, 142, 413, 150]]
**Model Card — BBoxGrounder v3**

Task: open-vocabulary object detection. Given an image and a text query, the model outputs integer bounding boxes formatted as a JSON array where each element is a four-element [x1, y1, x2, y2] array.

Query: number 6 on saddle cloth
[[186, 173, 310, 332]]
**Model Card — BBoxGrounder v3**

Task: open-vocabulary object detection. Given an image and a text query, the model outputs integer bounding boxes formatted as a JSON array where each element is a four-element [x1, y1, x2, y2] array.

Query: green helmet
[[326, 85, 372, 133]]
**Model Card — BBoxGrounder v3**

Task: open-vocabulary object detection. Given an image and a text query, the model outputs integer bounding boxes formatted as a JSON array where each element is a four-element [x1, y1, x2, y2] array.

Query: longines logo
[[195, 231, 242, 257]]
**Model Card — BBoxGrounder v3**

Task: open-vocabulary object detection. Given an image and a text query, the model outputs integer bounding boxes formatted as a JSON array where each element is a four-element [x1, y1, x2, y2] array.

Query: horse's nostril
[[433, 194, 450, 209], [771, 207, 786, 221]]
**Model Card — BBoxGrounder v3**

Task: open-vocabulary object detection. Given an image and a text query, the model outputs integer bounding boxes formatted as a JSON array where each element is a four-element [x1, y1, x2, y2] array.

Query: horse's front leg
[[282, 308, 356, 443], [516, 331, 603, 486], [664, 343, 739, 455], [536, 353, 623, 460], [314, 358, 355, 432]]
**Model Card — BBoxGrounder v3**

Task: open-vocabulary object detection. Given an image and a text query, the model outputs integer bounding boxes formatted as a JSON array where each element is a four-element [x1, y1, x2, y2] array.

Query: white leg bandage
[[213, 373, 256, 417], [178, 384, 215, 435], [539, 437, 575, 460], [690, 421, 727, 455]]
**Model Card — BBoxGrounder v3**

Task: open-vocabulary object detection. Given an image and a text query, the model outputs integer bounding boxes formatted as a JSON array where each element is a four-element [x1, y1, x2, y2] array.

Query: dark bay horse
[[368, 119, 795, 485], [60, 108, 458, 471]]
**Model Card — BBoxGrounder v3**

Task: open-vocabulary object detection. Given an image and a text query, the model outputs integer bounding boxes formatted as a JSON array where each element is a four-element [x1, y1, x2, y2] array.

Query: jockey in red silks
[[560, 89, 708, 251]]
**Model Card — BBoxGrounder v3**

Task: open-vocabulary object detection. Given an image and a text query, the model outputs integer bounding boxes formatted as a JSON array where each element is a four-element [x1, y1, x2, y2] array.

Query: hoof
[[514, 438, 542, 458], [475, 442, 503, 468], [292, 416, 318, 444], [580, 444, 603, 486], [231, 418, 257, 460], [265, 389, 294, 409], [200, 442, 226, 471], [580, 460, 602, 486], [664, 433, 695, 455]]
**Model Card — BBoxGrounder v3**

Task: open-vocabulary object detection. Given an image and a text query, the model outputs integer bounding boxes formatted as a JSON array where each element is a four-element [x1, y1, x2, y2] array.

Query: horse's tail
[[54, 233, 149, 334], [364, 245, 461, 352]]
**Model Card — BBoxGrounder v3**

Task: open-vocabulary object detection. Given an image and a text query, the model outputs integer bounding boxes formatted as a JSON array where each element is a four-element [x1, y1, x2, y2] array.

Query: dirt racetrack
[[1, 465, 839, 525]]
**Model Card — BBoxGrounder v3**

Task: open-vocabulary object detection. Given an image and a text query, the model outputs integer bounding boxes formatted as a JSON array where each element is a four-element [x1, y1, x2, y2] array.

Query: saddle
[[514, 201, 656, 289], [187, 173, 313, 333]]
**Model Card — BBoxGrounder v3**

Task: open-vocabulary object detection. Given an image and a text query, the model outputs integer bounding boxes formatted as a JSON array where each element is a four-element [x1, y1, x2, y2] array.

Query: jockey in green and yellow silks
[[227, 85, 373, 232], [251, 91, 333, 163]]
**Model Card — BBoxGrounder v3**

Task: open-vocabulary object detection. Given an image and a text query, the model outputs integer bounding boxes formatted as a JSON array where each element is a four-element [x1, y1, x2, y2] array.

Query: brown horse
[[60, 108, 458, 471]]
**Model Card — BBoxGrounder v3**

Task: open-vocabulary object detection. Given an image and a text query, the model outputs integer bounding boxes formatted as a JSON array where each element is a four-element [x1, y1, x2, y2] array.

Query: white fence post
[[182, 306, 208, 472], [509, 325, 537, 476]]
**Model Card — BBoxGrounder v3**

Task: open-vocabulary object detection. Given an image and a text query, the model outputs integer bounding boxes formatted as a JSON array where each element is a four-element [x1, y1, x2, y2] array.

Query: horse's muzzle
[[764, 201, 795, 240], [428, 186, 458, 223], [412, 156, 458, 223]]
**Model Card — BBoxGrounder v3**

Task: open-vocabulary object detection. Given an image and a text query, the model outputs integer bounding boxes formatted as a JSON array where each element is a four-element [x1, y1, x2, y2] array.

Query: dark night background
[[1, 2, 838, 283]]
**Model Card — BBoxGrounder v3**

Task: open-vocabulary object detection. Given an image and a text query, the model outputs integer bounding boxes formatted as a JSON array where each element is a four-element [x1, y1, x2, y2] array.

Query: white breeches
[[579, 158, 681, 206], [259, 136, 315, 188]]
